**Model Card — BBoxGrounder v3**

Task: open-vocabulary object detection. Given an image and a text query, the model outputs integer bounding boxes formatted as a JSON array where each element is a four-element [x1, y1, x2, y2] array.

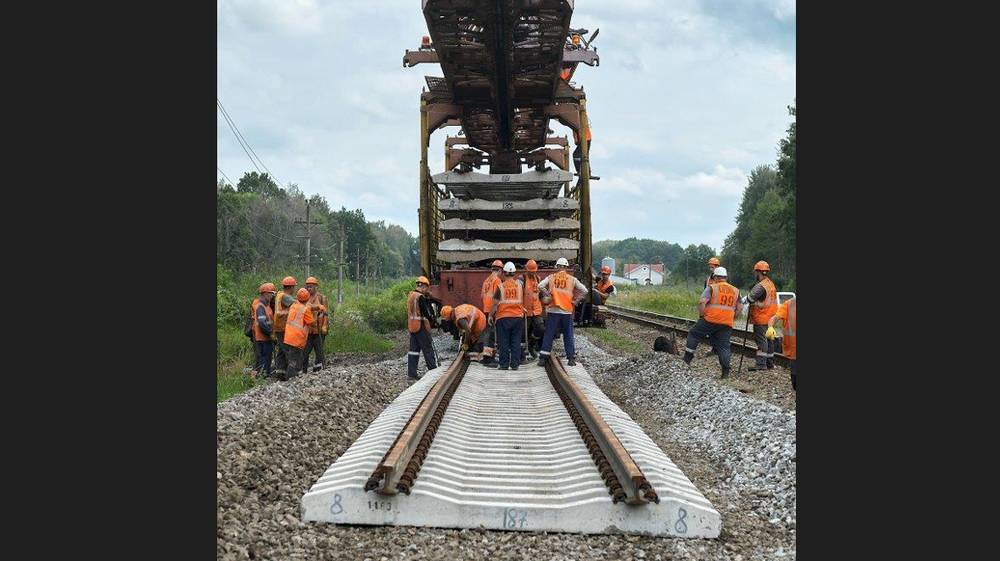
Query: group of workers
[[684, 257, 797, 390], [405, 258, 618, 379], [247, 276, 329, 380], [245, 255, 795, 392]]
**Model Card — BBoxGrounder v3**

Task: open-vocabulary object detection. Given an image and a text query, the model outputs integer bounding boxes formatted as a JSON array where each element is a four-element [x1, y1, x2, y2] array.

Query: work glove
[[765, 326, 777, 340]]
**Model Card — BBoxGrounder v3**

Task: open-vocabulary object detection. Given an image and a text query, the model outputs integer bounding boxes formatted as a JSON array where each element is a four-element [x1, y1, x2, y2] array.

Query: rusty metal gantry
[[408, 0, 599, 285]]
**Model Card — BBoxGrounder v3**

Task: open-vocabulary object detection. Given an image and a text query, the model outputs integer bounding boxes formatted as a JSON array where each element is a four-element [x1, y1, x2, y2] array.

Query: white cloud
[[225, 0, 323, 36]]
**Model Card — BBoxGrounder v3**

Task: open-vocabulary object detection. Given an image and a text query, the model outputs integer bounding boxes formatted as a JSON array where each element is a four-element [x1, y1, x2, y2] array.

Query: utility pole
[[337, 224, 345, 304], [295, 201, 323, 279]]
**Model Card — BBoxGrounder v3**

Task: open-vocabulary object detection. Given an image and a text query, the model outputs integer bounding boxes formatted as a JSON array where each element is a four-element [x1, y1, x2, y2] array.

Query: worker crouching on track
[[489, 262, 525, 371], [443, 304, 488, 357], [746, 261, 777, 372], [767, 296, 796, 390], [302, 277, 329, 374], [281, 288, 315, 381], [521, 260, 544, 359], [537, 257, 588, 367], [251, 283, 276, 378], [406, 276, 438, 380], [683, 266, 743, 378], [272, 276, 297, 379]]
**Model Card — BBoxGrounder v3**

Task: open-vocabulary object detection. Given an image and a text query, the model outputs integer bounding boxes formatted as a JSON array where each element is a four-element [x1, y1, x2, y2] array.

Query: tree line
[[217, 172, 420, 281], [721, 103, 796, 290]]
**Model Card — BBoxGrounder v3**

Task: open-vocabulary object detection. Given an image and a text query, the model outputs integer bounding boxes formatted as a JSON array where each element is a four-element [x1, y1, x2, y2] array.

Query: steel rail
[[602, 304, 791, 368], [544, 355, 659, 505], [364, 352, 471, 495]]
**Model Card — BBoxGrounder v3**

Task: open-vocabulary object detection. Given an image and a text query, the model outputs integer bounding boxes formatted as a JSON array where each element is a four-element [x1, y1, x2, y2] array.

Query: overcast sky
[[217, 0, 795, 251]]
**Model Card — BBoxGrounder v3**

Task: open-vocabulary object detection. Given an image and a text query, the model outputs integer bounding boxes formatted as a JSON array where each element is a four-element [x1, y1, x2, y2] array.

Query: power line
[[217, 98, 282, 185], [241, 209, 297, 243], [217, 166, 234, 186], [218, 99, 262, 175]]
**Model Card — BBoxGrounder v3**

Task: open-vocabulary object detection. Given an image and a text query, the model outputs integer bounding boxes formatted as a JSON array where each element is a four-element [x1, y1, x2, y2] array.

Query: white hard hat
[[556, 257, 569, 267], [713, 266, 728, 277], [503, 261, 516, 273]]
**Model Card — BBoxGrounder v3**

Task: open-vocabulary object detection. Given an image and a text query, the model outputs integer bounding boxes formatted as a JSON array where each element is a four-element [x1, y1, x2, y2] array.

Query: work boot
[[766, 360, 775, 369], [407, 372, 421, 381], [748, 359, 767, 372], [498, 365, 509, 371], [510, 365, 519, 371], [682, 352, 694, 365], [720, 367, 730, 379], [312, 363, 322, 372], [567, 358, 577, 367], [537, 356, 548, 367]]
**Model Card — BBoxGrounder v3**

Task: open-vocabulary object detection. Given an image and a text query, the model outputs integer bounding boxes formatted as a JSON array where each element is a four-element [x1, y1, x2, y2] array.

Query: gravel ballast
[[218, 330, 796, 560]]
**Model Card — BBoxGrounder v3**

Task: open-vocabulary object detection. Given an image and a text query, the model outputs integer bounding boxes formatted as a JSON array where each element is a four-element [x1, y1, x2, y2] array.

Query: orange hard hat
[[753, 260, 770, 272], [416, 276, 430, 285], [281, 276, 297, 287], [708, 257, 720, 266], [491, 260, 503, 268], [440, 305, 453, 320], [525, 259, 538, 272], [600, 265, 612, 275], [306, 276, 319, 285], [258, 282, 275, 294], [296, 288, 310, 302]]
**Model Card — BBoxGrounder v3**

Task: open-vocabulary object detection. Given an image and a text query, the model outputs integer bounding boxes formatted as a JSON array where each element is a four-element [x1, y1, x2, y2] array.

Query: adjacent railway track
[[602, 304, 792, 368], [303, 352, 721, 537]]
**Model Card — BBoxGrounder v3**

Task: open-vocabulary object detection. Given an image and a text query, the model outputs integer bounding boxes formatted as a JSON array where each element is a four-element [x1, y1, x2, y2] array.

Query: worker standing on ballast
[[489, 262, 525, 371], [272, 276, 297, 379], [406, 276, 438, 380], [537, 257, 588, 367], [281, 288, 314, 381], [682, 266, 743, 378], [521, 260, 544, 359], [479, 260, 503, 365], [705, 257, 721, 356], [767, 296, 796, 390], [302, 276, 329, 374], [746, 261, 778, 371], [251, 282, 276, 378]]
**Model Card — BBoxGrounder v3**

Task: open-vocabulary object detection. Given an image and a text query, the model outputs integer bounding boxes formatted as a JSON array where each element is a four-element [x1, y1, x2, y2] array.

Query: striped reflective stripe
[[684, 347, 696, 354], [407, 351, 420, 356], [539, 350, 550, 355]]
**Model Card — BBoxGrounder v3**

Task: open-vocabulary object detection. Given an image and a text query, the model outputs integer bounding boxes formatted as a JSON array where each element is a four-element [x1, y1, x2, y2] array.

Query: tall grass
[[612, 283, 705, 320]]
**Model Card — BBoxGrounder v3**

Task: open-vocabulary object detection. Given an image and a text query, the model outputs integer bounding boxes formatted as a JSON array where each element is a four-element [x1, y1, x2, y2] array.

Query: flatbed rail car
[[402, 0, 601, 319]]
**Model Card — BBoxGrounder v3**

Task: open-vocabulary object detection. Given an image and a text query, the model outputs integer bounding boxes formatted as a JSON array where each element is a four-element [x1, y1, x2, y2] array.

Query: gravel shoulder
[[218, 329, 796, 561]]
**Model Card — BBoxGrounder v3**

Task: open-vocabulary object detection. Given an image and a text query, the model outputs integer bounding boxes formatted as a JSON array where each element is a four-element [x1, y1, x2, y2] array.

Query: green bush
[[353, 279, 412, 333]]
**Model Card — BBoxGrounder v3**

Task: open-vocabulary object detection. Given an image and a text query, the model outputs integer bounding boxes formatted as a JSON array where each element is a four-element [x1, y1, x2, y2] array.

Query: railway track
[[602, 304, 792, 368], [302, 352, 721, 537]]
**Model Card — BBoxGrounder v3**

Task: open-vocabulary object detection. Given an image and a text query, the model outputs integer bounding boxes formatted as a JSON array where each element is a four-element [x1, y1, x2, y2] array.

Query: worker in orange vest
[[272, 276, 297, 379], [280, 288, 315, 381], [746, 261, 778, 372], [682, 267, 743, 378], [479, 260, 503, 365], [489, 262, 525, 370], [572, 123, 593, 176], [537, 257, 588, 367], [251, 282, 276, 378], [406, 276, 438, 380], [521, 259, 544, 359], [767, 296, 796, 391], [302, 276, 329, 374], [443, 304, 489, 355]]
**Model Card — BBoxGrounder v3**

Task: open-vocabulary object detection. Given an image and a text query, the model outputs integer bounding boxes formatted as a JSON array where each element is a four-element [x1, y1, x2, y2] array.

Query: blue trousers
[[496, 317, 524, 368], [255, 340, 273, 375], [540, 312, 575, 359]]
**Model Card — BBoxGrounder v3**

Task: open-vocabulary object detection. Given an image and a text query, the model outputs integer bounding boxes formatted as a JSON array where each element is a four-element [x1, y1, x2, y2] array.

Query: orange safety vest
[[779, 298, 796, 360], [307, 292, 328, 335], [283, 301, 313, 350], [560, 67, 572, 81], [596, 278, 613, 296], [454, 304, 487, 342], [406, 290, 431, 333], [749, 277, 777, 325], [703, 282, 739, 327], [522, 274, 542, 316], [481, 273, 501, 313], [573, 127, 592, 143], [251, 298, 274, 342], [495, 278, 525, 320], [548, 270, 575, 312], [273, 290, 294, 332]]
